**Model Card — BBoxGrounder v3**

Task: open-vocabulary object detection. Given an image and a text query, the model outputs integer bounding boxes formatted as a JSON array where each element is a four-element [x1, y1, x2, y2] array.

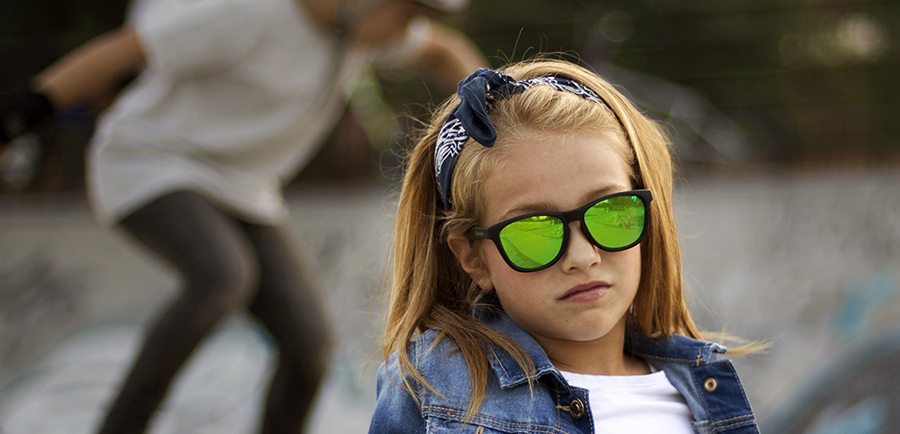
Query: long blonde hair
[[381, 58, 700, 415]]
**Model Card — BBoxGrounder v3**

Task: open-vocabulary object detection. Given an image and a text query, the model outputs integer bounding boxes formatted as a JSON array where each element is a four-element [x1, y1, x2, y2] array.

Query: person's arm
[[32, 25, 147, 111], [410, 21, 488, 94], [1, 25, 145, 146]]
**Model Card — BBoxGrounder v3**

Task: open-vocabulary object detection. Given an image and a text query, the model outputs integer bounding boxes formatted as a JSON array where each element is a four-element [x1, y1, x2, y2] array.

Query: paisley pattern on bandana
[[516, 77, 605, 105], [435, 117, 467, 182], [434, 69, 613, 211]]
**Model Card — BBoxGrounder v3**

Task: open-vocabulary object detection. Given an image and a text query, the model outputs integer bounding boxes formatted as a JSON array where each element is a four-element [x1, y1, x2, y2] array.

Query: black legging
[[96, 191, 332, 434]]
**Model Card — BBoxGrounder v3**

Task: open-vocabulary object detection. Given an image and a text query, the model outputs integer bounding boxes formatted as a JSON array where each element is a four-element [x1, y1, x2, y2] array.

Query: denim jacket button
[[704, 378, 718, 392], [567, 397, 585, 419]]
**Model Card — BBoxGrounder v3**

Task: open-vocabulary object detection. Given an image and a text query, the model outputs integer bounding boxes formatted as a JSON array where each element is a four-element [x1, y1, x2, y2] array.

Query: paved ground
[[1, 169, 899, 433], [0, 183, 391, 433]]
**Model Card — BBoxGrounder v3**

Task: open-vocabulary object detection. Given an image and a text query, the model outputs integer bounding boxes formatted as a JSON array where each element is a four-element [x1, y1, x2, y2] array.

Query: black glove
[[1, 91, 54, 144]]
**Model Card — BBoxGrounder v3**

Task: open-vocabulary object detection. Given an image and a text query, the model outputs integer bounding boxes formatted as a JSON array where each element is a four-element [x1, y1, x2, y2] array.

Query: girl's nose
[[560, 221, 601, 272]]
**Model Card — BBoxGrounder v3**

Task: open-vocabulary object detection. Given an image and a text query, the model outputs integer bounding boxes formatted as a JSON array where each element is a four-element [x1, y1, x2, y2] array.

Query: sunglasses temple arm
[[468, 227, 490, 241]]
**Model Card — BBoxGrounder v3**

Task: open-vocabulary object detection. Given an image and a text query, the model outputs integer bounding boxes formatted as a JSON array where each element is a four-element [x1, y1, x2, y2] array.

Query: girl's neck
[[537, 319, 650, 376]]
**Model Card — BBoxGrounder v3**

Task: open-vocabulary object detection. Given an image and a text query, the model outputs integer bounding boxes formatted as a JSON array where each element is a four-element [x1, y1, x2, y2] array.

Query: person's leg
[[97, 191, 259, 434], [241, 222, 333, 434]]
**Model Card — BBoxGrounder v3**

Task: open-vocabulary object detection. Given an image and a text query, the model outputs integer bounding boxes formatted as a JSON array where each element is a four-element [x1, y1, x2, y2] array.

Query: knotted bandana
[[434, 68, 611, 211]]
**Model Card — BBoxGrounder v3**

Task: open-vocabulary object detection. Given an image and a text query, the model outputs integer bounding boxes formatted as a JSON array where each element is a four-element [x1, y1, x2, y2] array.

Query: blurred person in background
[[0, 0, 486, 432]]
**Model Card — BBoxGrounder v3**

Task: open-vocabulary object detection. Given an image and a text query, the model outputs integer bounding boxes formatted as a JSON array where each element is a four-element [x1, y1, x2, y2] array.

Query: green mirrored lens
[[584, 195, 645, 249], [498, 215, 564, 269]]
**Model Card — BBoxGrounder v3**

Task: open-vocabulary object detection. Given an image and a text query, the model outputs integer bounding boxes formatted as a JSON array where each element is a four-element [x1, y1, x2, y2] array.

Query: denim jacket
[[369, 313, 758, 434]]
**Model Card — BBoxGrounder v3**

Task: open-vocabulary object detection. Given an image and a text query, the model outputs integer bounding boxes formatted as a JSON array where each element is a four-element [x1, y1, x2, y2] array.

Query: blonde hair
[[381, 59, 701, 416]]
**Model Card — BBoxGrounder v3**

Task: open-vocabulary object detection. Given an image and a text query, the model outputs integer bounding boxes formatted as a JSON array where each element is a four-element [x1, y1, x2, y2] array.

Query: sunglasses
[[467, 190, 652, 272]]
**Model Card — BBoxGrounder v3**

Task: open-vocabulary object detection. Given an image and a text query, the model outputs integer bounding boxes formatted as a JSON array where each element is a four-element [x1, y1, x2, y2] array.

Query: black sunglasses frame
[[467, 189, 653, 272]]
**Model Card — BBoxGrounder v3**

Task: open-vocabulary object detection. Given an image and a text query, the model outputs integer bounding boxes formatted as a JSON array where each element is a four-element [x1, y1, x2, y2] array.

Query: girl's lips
[[559, 282, 611, 302]]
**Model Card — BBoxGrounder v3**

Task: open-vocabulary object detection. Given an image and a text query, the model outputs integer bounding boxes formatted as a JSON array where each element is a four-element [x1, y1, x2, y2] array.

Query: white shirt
[[561, 369, 695, 433], [88, 0, 428, 224]]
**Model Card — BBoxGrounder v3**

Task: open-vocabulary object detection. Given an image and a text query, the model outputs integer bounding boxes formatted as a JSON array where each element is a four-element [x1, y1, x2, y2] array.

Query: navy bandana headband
[[434, 68, 611, 211]]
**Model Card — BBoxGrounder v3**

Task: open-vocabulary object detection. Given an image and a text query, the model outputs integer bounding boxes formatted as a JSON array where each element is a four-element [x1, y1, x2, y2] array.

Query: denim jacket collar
[[480, 311, 728, 388], [481, 311, 560, 389], [625, 327, 728, 365], [475, 311, 758, 434]]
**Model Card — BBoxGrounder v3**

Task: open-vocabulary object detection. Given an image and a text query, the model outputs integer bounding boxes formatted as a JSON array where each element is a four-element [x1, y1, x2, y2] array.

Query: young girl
[[369, 59, 759, 433]]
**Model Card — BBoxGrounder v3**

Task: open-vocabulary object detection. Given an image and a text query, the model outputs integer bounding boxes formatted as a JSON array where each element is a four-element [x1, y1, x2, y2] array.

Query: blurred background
[[1, 0, 899, 433]]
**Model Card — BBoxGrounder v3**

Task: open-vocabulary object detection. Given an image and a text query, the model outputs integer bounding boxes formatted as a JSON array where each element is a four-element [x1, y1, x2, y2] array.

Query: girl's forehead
[[481, 131, 632, 220], [490, 128, 628, 172]]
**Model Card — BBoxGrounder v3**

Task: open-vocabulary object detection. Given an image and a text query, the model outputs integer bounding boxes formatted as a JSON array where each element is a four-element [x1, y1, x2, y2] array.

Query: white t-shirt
[[88, 0, 428, 225], [561, 369, 694, 433]]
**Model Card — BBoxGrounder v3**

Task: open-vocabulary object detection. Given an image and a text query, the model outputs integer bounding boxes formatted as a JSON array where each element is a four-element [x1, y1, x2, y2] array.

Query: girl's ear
[[447, 234, 494, 291]]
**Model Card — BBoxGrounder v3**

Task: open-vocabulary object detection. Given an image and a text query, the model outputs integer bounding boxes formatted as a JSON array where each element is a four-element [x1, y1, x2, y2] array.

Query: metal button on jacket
[[567, 397, 585, 419], [704, 377, 718, 392]]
